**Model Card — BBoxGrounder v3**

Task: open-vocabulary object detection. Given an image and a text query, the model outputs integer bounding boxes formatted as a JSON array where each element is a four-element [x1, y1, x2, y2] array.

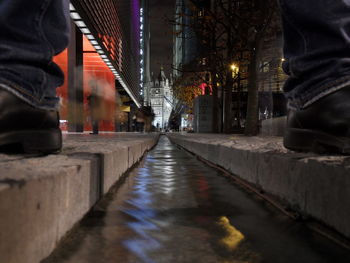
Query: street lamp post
[[230, 63, 241, 129]]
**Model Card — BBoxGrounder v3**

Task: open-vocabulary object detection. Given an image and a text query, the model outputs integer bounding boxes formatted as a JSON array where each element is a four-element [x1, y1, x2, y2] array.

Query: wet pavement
[[44, 136, 350, 263]]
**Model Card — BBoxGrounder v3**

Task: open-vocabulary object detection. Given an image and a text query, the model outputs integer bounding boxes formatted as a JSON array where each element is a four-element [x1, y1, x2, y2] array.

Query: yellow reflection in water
[[217, 216, 244, 250]]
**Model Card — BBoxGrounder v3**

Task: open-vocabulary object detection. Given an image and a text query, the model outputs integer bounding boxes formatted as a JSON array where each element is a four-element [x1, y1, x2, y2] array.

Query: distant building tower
[[149, 67, 174, 129]]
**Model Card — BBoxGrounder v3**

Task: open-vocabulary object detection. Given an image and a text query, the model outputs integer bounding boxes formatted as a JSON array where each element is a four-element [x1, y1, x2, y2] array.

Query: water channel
[[44, 136, 350, 263]]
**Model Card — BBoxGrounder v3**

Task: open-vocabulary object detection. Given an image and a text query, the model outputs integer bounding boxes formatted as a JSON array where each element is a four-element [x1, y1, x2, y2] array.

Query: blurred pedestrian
[[88, 80, 101, 135]]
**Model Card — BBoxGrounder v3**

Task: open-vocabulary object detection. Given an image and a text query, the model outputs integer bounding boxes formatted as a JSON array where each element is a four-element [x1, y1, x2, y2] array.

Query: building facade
[[54, 0, 147, 132], [173, 0, 199, 78], [140, 0, 152, 106]]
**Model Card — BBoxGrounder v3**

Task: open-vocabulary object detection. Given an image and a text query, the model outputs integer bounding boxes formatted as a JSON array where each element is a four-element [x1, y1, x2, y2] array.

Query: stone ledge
[[261, 116, 286, 136], [167, 133, 350, 240], [0, 133, 159, 263]]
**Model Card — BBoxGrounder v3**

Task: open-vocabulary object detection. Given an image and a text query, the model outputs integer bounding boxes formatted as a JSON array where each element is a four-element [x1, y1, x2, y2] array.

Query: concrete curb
[[0, 133, 159, 263], [261, 116, 286, 136], [168, 133, 350, 240]]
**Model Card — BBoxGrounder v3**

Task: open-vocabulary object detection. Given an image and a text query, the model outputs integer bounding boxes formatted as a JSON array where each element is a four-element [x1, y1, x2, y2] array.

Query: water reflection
[[122, 162, 161, 263], [217, 216, 244, 250]]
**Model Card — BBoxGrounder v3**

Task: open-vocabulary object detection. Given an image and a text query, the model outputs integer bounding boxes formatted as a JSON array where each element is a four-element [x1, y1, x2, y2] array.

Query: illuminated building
[[149, 68, 174, 129], [54, 0, 144, 132], [140, 0, 152, 107]]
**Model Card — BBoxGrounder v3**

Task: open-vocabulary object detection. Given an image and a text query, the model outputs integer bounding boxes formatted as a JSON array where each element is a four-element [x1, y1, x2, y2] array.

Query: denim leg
[[0, 0, 70, 110], [280, 0, 350, 109]]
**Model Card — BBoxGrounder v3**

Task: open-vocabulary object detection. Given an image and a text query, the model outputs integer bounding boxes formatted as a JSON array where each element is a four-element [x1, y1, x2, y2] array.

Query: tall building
[[54, 0, 147, 132], [70, 0, 141, 105], [140, 0, 152, 106], [173, 0, 199, 78]]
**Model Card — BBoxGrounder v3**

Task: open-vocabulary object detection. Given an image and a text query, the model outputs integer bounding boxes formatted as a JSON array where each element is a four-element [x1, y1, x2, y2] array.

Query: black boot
[[284, 86, 350, 154], [0, 89, 62, 154]]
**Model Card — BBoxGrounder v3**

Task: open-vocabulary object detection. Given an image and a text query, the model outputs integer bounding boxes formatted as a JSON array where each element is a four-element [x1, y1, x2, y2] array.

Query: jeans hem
[[0, 82, 59, 111], [287, 76, 350, 110]]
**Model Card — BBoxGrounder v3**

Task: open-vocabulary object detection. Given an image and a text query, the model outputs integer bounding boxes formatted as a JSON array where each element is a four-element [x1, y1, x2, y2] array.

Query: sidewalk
[[168, 133, 350, 241], [0, 133, 159, 263]]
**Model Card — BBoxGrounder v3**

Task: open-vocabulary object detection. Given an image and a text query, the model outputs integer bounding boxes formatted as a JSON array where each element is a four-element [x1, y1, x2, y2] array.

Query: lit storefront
[[53, 1, 143, 132], [54, 36, 117, 132]]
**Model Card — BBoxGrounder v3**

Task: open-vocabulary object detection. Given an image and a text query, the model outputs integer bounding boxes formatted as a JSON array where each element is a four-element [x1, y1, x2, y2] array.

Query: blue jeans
[[0, 0, 70, 110], [281, 0, 350, 109]]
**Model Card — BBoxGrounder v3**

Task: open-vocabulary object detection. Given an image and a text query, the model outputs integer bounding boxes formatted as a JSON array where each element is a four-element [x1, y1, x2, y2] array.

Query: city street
[[45, 136, 350, 263], [2, 1, 350, 262]]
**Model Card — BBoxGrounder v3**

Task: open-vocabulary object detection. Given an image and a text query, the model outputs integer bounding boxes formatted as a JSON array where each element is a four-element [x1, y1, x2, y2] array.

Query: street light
[[230, 63, 242, 129], [230, 63, 239, 78], [230, 63, 238, 72]]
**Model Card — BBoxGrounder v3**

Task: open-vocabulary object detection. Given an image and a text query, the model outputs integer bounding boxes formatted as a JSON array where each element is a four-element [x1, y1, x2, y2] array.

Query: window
[[260, 61, 270, 73], [152, 99, 161, 105]]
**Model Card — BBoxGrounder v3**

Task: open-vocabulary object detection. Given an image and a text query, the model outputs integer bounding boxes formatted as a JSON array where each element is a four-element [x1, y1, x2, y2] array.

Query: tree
[[172, 0, 279, 134], [172, 73, 203, 113], [244, 0, 278, 136]]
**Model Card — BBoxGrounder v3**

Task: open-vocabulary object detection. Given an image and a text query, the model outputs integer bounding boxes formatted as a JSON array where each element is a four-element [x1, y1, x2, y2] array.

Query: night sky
[[149, 0, 175, 78]]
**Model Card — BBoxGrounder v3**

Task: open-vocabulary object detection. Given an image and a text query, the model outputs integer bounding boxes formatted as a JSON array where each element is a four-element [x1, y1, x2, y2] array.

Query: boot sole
[[0, 129, 62, 154], [284, 128, 350, 154]]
